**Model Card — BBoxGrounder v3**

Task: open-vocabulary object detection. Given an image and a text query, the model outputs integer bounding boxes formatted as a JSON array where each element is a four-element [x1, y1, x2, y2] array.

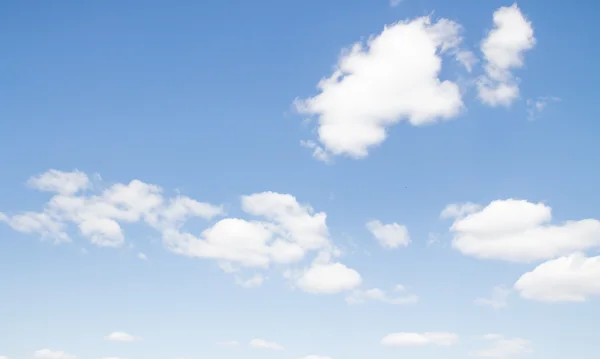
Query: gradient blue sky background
[[1, 1, 600, 359]]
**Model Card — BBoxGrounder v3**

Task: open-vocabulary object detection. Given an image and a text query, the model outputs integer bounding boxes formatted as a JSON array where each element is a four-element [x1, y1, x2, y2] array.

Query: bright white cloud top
[[381, 332, 458, 347]]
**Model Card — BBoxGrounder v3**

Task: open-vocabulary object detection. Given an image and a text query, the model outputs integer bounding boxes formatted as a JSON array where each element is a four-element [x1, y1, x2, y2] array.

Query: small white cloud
[[33, 349, 77, 359], [295, 261, 362, 294], [235, 274, 264, 288], [104, 332, 142, 342], [27, 169, 90, 195], [366, 220, 410, 249], [526, 96, 560, 120], [440, 202, 481, 219], [389, 0, 403, 7], [346, 286, 418, 305], [477, 4, 536, 106], [472, 335, 532, 358], [381, 332, 458, 347], [475, 285, 511, 309], [426, 232, 441, 247], [249, 339, 284, 350], [514, 253, 600, 302], [137, 252, 148, 261]]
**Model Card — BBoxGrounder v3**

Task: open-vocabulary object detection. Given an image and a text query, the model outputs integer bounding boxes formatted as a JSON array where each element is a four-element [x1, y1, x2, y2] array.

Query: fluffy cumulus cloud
[[104, 331, 142, 342], [33, 349, 77, 359], [1, 170, 361, 293], [0, 170, 224, 248], [445, 199, 600, 262], [366, 220, 410, 249], [249, 339, 284, 350], [294, 16, 468, 160], [514, 253, 600, 302], [346, 284, 418, 305], [477, 4, 535, 106], [472, 334, 532, 358], [294, 261, 362, 294], [381, 332, 458, 347]]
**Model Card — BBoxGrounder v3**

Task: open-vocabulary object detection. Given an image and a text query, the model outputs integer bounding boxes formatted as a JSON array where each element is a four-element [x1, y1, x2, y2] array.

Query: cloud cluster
[[296, 4, 536, 161], [444, 199, 600, 302]]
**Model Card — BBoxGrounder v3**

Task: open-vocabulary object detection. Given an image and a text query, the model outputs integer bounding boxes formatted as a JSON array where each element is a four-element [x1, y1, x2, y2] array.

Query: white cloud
[[0, 356, 7, 359], [0, 211, 70, 244], [440, 202, 481, 219], [346, 285, 418, 305], [514, 253, 600, 302], [137, 252, 148, 261], [216, 341, 239, 347], [299, 356, 332, 359], [526, 96, 560, 120], [236, 274, 264, 288], [295, 16, 466, 159], [475, 285, 511, 309], [477, 4, 535, 106], [472, 334, 532, 358], [33, 349, 77, 359], [249, 339, 284, 350], [104, 331, 142, 342], [366, 220, 410, 249], [163, 192, 331, 269], [447, 199, 600, 262], [381, 332, 458, 347], [389, 0, 403, 7], [0, 170, 224, 248], [295, 261, 362, 294], [27, 169, 90, 195]]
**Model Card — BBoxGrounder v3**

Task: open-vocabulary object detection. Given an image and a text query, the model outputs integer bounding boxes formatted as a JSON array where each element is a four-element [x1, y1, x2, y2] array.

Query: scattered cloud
[[249, 339, 284, 350], [440, 202, 481, 219], [475, 285, 511, 309], [346, 285, 418, 305], [27, 169, 90, 195], [33, 350, 77, 359], [104, 332, 142, 342], [366, 220, 410, 249], [526, 96, 560, 120], [446, 199, 600, 262], [477, 4, 536, 106], [235, 274, 265, 288], [295, 16, 467, 159], [472, 334, 532, 358], [381, 332, 458, 347], [514, 253, 600, 302], [137, 252, 148, 261], [295, 261, 362, 294]]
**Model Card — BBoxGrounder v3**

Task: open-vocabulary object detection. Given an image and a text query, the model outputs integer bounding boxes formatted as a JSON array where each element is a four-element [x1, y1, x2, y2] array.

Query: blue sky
[[1, 1, 600, 359]]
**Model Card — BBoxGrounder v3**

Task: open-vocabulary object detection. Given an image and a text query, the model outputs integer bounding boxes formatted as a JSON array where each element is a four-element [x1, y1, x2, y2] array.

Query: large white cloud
[[294, 16, 468, 159], [477, 4, 535, 106], [445, 199, 600, 262], [514, 253, 600, 302], [381, 332, 458, 347]]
